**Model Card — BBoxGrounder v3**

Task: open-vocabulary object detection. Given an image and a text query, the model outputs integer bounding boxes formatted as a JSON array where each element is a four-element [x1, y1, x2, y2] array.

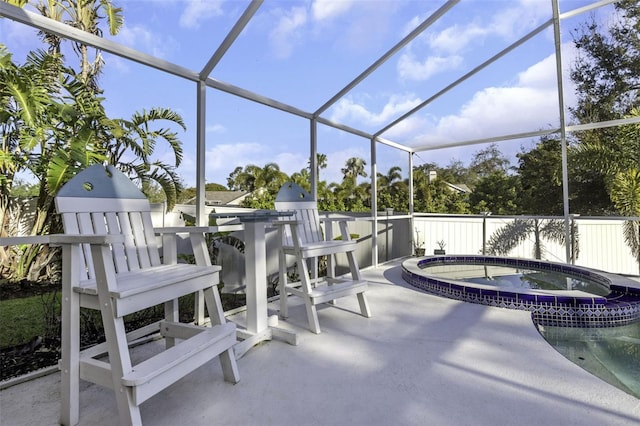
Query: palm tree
[[341, 157, 367, 183], [28, 0, 183, 210], [104, 107, 186, 210], [307, 153, 327, 180], [227, 163, 288, 209], [336, 157, 368, 211], [1, 46, 107, 280], [574, 108, 640, 271], [34, 0, 123, 89], [255, 162, 288, 193], [377, 166, 405, 210], [290, 168, 311, 192]]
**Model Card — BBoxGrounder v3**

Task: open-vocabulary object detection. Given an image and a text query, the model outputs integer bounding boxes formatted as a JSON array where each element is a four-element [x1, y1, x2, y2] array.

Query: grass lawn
[[0, 292, 60, 348]]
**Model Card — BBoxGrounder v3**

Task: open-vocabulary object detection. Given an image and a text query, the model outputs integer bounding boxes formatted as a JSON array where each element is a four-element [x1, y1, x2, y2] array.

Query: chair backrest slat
[[59, 211, 92, 281], [54, 165, 162, 281], [274, 183, 324, 245], [104, 212, 128, 273], [141, 212, 162, 266]]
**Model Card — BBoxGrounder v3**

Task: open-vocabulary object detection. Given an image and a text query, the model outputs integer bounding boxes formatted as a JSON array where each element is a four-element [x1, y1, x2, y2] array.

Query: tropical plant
[[1, 4, 185, 281], [102, 107, 186, 211], [467, 143, 511, 185], [570, 0, 639, 122], [377, 166, 407, 211], [469, 171, 520, 214], [412, 165, 470, 214], [227, 163, 288, 209], [573, 109, 640, 271], [33, 0, 123, 89], [516, 136, 564, 215], [1, 45, 109, 280]]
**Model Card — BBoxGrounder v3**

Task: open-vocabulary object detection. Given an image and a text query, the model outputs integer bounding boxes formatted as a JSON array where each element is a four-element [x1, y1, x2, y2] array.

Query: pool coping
[[401, 255, 640, 327]]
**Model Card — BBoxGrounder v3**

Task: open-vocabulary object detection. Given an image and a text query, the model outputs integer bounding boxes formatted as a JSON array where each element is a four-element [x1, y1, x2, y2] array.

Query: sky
[[0, 0, 615, 188]]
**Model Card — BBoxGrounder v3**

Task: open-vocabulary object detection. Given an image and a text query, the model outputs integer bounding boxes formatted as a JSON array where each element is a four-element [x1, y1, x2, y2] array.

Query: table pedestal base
[[233, 315, 298, 359]]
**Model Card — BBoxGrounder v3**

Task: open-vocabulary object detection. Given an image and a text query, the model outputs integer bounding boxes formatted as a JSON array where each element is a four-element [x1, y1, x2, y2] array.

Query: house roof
[[205, 191, 249, 206]]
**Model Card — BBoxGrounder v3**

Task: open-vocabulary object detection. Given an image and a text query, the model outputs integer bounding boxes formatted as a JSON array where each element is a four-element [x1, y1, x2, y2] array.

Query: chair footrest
[[122, 322, 236, 403], [300, 279, 368, 305]]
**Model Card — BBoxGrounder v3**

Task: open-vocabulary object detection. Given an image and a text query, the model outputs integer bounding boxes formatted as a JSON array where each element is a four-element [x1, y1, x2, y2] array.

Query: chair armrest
[[154, 226, 211, 235], [49, 234, 125, 245], [319, 217, 354, 242], [154, 225, 244, 236], [319, 216, 355, 224], [0, 236, 52, 246], [272, 220, 300, 226]]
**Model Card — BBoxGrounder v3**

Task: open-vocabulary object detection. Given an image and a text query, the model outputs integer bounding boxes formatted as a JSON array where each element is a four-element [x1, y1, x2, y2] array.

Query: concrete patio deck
[[1, 261, 639, 425]]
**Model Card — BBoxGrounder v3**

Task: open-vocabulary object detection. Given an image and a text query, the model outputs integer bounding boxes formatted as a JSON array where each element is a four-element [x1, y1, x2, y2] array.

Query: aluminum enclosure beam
[[313, 0, 460, 117], [200, 0, 263, 80], [0, 2, 198, 82], [567, 116, 640, 132], [374, 18, 553, 138], [410, 115, 640, 154], [204, 77, 313, 120]]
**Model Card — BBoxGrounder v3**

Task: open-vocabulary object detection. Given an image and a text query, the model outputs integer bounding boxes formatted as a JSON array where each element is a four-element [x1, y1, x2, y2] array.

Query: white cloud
[[267, 1, 399, 58], [179, 0, 224, 29], [406, 46, 578, 148], [311, 0, 355, 21], [116, 24, 178, 59], [269, 6, 308, 59], [428, 23, 487, 54], [488, 0, 550, 39], [431, 0, 548, 54], [330, 43, 578, 154], [397, 53, 463, 81], [330, 93, 423, 126], [431, 85, 557, 142], [399, 0, 550, 82], [206, 124, 226, 134]]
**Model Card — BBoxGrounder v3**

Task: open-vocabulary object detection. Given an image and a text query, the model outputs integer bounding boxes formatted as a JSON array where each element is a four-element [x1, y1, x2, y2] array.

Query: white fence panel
[[576, 219, 638, 275], [414, 215, 639, 276]]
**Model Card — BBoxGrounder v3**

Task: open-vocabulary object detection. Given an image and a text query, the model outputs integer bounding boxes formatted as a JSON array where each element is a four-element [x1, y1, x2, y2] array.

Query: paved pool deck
[[1, 261, 639, 425]]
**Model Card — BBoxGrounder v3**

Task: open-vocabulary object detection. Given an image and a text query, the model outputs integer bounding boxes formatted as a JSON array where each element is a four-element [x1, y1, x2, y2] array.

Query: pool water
[[421, 264, 610, 296], [538, 323, 640, 399]]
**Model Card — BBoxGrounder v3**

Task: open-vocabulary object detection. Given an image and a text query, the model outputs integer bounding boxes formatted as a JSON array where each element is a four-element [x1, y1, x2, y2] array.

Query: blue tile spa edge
[[401, 255, 640, 327]]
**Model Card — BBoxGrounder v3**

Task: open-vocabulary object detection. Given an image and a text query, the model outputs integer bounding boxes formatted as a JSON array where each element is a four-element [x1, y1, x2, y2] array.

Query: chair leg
[[298, 259, 321, 333], [219, 349, 240, 383], [346, 250, 362, 280], [60, 285, 80, 426], [202, 287, 240, 383], [278, 251, 289, 319], [357, 292, 371, 318], [104, 317, 143, 425], [97, 299, 142, 425], [164, 299, 179, 348], [305, 298, 321, 334]]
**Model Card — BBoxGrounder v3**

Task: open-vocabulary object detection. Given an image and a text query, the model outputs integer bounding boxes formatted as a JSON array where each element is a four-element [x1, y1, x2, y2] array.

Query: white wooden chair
[[274, 182, 371, 334], [53, 165, 239, 426]]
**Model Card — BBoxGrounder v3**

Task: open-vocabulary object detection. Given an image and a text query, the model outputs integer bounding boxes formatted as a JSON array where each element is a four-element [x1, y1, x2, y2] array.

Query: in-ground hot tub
[[401, 255, 640, 327]]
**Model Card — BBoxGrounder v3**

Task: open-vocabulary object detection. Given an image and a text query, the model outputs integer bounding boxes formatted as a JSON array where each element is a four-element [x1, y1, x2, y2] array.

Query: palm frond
[[611, 169, 640, 216], [101, 1, 124, 36], [621, 220, 640, 268]]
